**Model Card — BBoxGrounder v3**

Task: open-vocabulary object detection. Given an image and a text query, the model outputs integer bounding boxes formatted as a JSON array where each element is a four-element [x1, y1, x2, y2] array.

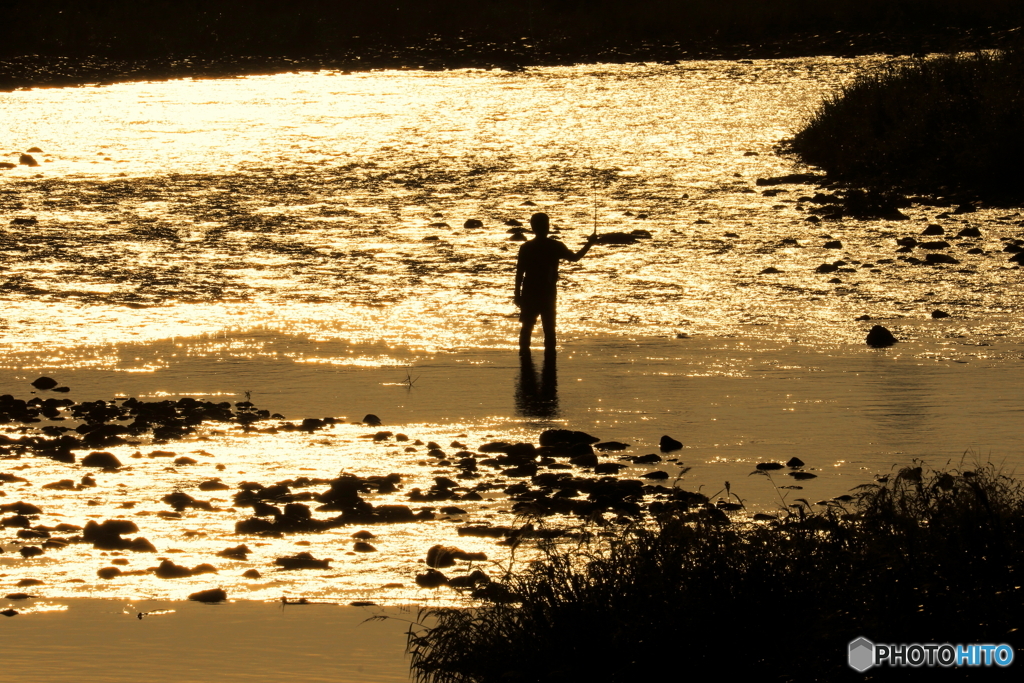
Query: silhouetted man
[[514, 212, 597, 354]]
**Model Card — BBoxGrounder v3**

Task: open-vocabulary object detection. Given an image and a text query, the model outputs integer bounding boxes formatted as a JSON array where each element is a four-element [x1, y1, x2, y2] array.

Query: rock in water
[[31, 376, 58, 390], [188, 588, 227, 603], [82, 451, 122, 468], [659, 435, 683, 452], [362, 414, 382, 426], [866, 325, 898, 348], [19, 154, 38, 167]]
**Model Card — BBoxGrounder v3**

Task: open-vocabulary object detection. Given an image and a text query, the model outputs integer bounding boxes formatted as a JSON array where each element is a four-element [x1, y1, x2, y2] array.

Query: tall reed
[[790, 47, 1024, 199], [408, 463, 1024, 681]]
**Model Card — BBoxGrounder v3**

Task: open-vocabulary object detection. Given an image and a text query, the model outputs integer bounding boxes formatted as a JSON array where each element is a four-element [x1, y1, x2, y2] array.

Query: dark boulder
[[154, 560, 197, 579], [81, 451, 121, 468], [188, 588, 227, 603], [362, 414, 382, 426], [925, 253, 959, 265], [30, 377, 58, 390], [659, 435, 683, 452], [19, 154, 38, 167], [921, 224, 944, 235], [931, 310, 951, 319], [866, 325, 898, 347], [463, 219, 484, 229], [539, 429, 599, 447]]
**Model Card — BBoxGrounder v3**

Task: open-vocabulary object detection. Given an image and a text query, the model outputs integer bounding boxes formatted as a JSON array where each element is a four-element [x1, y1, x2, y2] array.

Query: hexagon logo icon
[[849, 637, 875, 672]]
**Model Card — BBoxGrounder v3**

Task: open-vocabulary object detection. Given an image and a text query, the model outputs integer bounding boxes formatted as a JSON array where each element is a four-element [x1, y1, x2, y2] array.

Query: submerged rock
[[866, 325, 898, 347], [659, 435, 683, 452], [274, 552, 331, 570], [188, 588, 227, 603]]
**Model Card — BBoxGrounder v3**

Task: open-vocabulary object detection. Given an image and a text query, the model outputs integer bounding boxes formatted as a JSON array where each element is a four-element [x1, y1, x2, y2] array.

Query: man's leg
[[540, 305, 556, 354], [519, 312, 538, 353]]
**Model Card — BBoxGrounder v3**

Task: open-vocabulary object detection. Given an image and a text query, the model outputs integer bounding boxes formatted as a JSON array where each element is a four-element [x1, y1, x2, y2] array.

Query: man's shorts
[[519, 293, 556, 323]]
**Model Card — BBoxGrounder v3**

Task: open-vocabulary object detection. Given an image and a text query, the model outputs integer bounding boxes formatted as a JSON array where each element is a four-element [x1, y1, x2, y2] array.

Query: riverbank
[[0, 598, 411, 682], [788, 45, 1024, 202], [1, 26, 1019, 92]]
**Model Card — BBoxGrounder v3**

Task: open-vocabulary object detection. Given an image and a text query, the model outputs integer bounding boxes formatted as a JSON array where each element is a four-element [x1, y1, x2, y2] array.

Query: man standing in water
[[515, 212, 597, 355]]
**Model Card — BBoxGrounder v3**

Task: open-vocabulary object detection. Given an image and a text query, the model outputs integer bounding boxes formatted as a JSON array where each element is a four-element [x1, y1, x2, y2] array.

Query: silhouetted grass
[[408, 462, 1024, 682], [790, 46, 1024, 199]]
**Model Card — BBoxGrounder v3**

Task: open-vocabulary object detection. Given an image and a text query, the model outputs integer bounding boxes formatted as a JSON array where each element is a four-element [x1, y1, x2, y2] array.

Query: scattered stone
[[931, 310, 951, 319], [19, 154, 38, 167], [362, 414, 382, 426], [2, 609, 18, 617], [216, 544, 251, 559], [789, 471, 818, 480], [755, 462, 785, 471], [353, 541, 377, 552], [97, 567, 123, 579], [925, 253, 959, 265], [463, 218, 484, 229], [641, 470, 670, 480], [426, 544, 487, 568], [30, 377, 58, 390], [275, 552, 331, 570], [4, 593, 34, 600], [921, 224, 945, 235], [866, 325, 898, 348], [242, 569, 261, 579], [823, 240, 842, 249], [759, 267, 782, 274], [415, 569, 449, 588], [787, 457, 805, 468]]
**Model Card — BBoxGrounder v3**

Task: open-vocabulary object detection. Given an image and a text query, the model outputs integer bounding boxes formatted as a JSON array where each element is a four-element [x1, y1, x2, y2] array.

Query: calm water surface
[[1, 57, 1022, 602]]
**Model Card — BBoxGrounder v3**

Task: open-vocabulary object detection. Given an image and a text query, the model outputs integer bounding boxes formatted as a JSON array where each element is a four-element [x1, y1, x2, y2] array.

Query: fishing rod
[[589, 150, 598, 239]]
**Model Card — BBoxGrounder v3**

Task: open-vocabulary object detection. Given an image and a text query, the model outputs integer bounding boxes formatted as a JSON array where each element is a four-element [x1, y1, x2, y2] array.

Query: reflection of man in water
[[514, 212, 597, 354]]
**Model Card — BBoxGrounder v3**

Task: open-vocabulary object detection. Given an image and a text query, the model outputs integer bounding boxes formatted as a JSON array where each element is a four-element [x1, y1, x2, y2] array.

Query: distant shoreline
[[1, 27, 1018, 92]]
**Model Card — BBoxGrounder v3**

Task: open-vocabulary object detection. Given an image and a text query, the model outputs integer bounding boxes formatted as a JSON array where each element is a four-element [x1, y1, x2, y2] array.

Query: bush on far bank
[[789, 45, 1024, 200], [408, 462, 1024, 682]]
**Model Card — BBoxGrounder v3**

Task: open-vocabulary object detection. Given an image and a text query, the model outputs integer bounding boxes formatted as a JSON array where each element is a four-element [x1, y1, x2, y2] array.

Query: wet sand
[[0, 598, 412, 683]]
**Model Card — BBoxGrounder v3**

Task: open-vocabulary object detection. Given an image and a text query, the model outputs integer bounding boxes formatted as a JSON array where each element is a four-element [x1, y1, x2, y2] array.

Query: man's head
[[530, 212, 550, 236]]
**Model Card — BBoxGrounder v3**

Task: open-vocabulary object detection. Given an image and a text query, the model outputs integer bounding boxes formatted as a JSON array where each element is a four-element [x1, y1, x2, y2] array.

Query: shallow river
[[1, 57, 1022, 603]]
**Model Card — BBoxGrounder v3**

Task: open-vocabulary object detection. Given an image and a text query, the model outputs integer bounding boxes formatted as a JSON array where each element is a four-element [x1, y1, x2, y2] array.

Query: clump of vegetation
[[408, 463, 1024, 682], [790, 46, 1024, 200]]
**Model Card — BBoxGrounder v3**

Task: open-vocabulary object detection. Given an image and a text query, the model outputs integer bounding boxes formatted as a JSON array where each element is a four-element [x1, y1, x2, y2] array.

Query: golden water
[[2, 57, 1023, 602]]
